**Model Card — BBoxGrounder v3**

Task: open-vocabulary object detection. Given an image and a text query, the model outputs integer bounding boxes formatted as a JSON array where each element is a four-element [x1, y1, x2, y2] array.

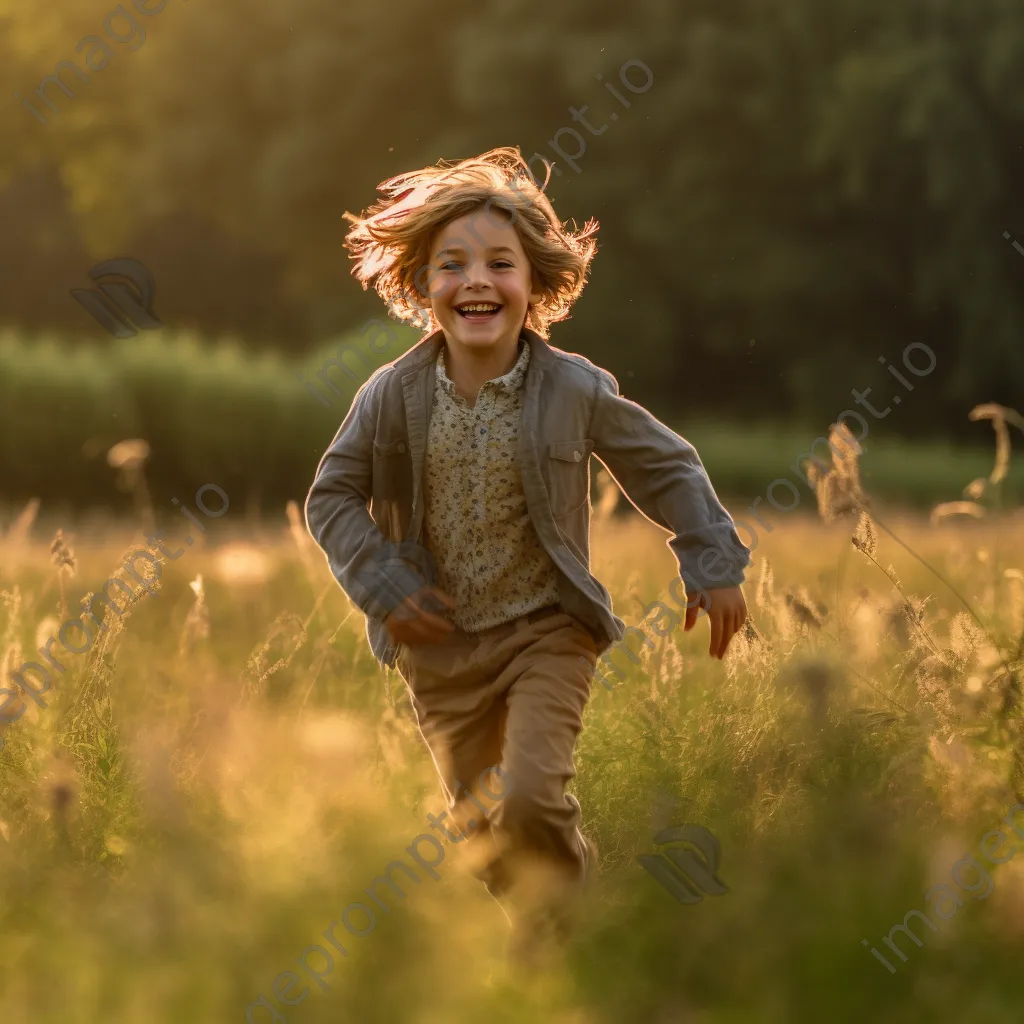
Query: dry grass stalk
[[755, 558, 775, 612], [286, 500, 333, 628], [969, 403, 1024, 486], [948, 612, 986, 662], [594, 467, 621, 523], [784, 590, 826, 631], [930, 501, 986, 525], [242, 612, 308, 702], [179, 575, 210, 657], [1, 586, 22, 659], [852, 510, 877, 558], [49, 530, 76, 619], [829, 422, 864, 491], [3, 498, 40, 546], [806, 422, 867, 522], [55, 547, 159, 777]]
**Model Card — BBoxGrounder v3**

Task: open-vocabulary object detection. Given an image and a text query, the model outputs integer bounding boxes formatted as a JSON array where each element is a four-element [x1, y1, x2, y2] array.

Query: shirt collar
[[437, 337, 530, 398]]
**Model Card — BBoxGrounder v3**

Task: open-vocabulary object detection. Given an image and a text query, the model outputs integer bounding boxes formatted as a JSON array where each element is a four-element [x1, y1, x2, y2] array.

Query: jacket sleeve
[[304, 371, 431, 620], [588, 367, 751, 593]]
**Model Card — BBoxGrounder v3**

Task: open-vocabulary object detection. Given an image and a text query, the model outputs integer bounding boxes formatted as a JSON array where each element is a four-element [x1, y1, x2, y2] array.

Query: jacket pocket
[[546, 439, 594, 517], [372, 439, 411, 505]]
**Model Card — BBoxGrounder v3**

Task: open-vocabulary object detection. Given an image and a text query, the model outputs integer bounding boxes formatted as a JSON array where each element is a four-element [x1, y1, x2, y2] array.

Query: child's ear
[[529, 273, 544, 306]]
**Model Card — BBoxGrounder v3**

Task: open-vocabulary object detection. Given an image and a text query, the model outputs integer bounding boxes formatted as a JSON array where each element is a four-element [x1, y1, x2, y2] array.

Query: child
[[306, 146, 750, 958]]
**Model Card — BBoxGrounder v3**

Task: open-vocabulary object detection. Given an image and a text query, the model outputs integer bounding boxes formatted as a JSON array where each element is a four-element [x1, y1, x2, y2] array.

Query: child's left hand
[[684, 586, 748, 660]]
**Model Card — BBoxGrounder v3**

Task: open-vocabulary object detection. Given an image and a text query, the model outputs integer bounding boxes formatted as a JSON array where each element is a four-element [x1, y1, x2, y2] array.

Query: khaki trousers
[[394, 607, 598, 921]]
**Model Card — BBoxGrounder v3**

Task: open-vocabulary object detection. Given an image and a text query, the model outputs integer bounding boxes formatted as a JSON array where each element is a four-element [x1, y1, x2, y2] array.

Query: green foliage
[[0, 327, 1015, 512], [1, 0, 1023, 429], [0, 327, 1017, 512], [0, 325, 419, 511]]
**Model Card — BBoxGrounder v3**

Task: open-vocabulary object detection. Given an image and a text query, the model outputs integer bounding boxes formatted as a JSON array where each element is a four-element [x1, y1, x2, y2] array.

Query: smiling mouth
[[455, 302, 503, 321]]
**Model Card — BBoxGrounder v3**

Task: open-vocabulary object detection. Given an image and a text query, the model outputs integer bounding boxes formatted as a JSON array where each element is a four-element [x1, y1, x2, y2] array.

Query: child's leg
[[393, 632, 517, 891], [483, 616, 598, 929], [396, 611, 598, 934]]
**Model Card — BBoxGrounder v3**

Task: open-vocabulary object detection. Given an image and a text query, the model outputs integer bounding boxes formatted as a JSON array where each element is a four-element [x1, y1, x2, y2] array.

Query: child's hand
[[684, 586, 747, 660], [385, 585, 456, 646]]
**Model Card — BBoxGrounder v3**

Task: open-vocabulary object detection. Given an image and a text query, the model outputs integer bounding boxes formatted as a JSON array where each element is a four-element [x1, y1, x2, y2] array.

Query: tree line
[[0, 0, 1022, 435]]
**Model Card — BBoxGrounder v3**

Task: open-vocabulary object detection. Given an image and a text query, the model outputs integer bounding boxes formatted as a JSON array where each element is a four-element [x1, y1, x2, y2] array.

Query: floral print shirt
[[422, 341, 561, 632]]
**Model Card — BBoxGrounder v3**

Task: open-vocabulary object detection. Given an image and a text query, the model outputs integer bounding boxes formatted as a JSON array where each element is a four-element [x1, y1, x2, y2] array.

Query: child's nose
[[463, 259, 491, 287]]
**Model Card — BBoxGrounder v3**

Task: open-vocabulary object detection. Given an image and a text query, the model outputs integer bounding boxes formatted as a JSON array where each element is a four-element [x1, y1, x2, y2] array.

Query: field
[[1, 441, 1024, 1023]]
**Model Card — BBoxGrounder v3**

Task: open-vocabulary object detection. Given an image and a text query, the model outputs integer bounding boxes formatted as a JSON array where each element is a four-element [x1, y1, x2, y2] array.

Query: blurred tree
[[0, 0, 1022, 431]]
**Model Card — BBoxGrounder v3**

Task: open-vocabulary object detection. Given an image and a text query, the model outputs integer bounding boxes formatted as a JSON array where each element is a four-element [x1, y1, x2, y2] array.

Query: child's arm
[[589, 368, 751, 655], [305, 372, 432, 623]]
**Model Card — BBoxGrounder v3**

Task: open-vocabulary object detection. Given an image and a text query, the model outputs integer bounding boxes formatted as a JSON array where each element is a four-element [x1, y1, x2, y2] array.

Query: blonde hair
[[342, 147, 598, 337]]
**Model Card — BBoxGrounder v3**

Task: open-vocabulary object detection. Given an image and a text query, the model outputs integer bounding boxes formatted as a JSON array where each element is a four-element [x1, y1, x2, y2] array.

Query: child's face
[[423, 209, 542, 357]]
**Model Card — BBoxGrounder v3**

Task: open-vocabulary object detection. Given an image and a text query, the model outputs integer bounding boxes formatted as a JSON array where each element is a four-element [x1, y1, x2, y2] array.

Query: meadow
[[1, 422, 1023, 1024]]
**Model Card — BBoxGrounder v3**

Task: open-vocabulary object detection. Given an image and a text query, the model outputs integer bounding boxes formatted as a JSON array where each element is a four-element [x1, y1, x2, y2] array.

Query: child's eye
[[439, 261, 463, 271], [491, 260, 513, 269]]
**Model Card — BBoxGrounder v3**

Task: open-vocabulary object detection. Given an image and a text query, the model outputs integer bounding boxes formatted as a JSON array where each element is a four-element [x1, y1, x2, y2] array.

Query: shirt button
[[397, 443, 406, 454], [573, 449, 582, 462]]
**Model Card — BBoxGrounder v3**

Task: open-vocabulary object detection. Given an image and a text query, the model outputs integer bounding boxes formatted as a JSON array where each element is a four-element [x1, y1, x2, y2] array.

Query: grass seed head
[[852, 510, 877, 558], [829, 422, 864, 491], [785, 590, 824, 630], [49, 530, 76, 576], [756, 558, 775, 611]]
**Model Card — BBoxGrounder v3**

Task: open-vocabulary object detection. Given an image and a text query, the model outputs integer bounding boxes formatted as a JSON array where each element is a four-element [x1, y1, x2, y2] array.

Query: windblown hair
[[342, 147, 598, 337]]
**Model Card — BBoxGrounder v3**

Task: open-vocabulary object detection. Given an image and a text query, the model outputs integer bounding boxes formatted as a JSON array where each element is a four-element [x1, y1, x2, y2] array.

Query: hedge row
[[0, 326, 419, 518], [1, 329, 1017, 519]]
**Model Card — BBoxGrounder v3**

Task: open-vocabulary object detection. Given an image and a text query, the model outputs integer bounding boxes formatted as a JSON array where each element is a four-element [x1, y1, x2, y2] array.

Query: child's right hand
[[384, 585, 456, 646]]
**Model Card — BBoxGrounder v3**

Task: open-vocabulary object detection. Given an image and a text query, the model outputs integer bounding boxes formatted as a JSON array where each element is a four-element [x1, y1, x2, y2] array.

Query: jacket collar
[[393, 325, 555, 379]]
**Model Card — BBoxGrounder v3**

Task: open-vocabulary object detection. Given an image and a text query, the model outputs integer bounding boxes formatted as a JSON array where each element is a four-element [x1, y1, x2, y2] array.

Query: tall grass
[[0, 416, 1023, 1023]]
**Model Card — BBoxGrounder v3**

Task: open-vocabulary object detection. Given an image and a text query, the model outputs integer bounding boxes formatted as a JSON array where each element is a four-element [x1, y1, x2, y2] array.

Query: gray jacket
[[305, 328, 750, 667]]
